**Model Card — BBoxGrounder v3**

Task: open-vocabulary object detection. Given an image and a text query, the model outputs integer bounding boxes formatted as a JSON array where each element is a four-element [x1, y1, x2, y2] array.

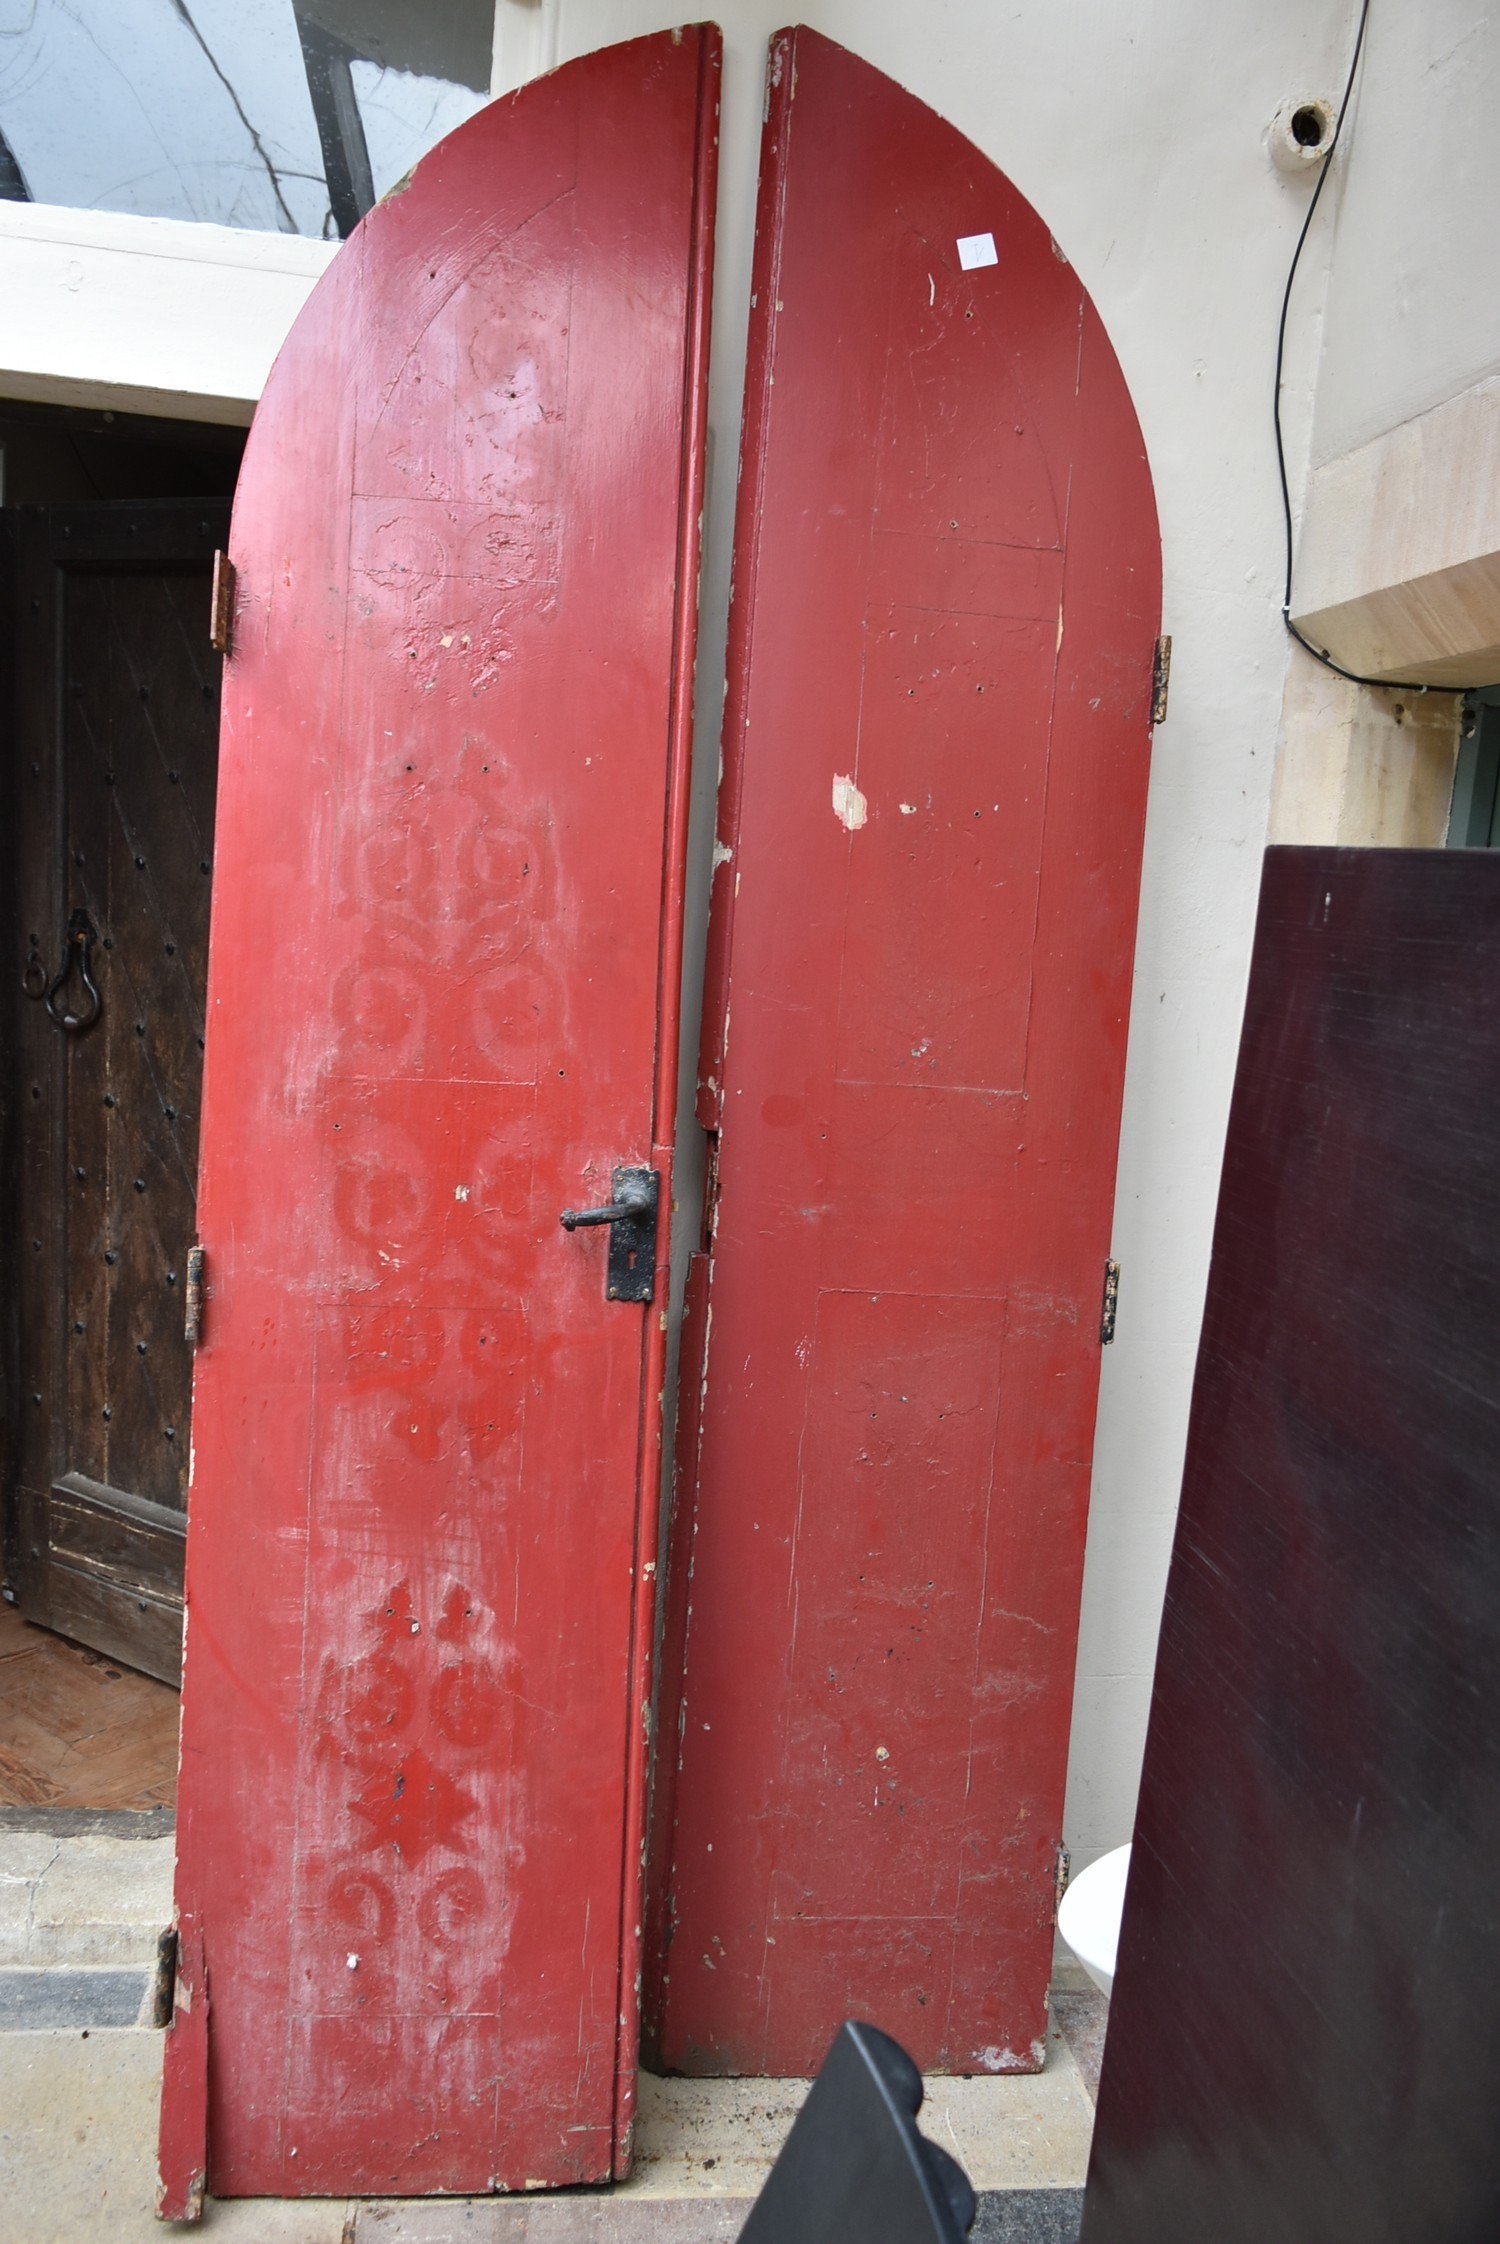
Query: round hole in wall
[[1268, 96, 1334, 176]]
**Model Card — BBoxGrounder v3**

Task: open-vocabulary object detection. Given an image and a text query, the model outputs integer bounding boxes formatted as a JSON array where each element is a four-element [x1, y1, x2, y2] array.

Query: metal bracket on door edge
[[1100, 1260, 1121, 1345], [184, 1246, 206, 1348]]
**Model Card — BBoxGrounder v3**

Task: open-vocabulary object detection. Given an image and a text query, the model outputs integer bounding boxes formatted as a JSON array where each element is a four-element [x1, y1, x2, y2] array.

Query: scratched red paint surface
[[651, 29, 1160, 2078], [158, 31, 717, 2202]]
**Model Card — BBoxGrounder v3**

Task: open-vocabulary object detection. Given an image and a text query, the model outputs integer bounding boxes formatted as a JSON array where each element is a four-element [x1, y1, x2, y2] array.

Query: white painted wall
[[0, 200, 334, 425], [1286, 0, 1500, 691], [1308, 0, 1500, 468], [7, 0, 1443, 1882]]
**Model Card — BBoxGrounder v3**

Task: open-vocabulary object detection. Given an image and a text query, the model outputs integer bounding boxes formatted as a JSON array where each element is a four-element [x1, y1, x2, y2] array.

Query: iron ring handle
[[560, 1180, 654, 1231], [43, 911, 103, 1035]]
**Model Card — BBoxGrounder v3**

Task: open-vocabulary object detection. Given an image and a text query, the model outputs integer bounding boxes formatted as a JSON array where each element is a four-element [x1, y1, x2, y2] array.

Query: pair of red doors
[[160, 25, 1158, 2213]]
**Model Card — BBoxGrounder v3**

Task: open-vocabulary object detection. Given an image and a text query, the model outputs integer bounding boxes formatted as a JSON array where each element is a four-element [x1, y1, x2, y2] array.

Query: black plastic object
[[1082, 849, 1500, 2244], [739, 2020, 976, 2243]]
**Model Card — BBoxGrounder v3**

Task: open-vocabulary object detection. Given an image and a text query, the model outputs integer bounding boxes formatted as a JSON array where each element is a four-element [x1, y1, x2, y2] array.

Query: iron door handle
[[25, 909, 103, 1033], [560, 1166, 660, 1303]]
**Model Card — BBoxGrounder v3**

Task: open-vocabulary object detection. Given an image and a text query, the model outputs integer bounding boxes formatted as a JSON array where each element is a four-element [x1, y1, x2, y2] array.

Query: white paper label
[[956, 231, 998, 271]]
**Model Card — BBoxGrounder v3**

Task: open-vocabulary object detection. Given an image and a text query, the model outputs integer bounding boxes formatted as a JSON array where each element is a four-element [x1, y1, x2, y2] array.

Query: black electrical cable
[[1273, 0, 1462, 696]]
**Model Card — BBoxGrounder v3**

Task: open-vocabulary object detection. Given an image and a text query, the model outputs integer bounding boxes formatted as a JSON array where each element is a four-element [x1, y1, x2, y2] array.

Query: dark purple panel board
[[1083, 847, 1500, 2244]]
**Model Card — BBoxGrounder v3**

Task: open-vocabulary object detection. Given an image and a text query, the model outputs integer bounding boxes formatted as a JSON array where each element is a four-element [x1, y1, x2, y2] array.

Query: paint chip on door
[[957, 231, 998, 270], [832, 774, 868, 830]]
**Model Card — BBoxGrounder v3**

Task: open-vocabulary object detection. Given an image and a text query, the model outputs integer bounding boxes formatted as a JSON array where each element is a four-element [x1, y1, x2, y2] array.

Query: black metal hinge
[[210, 551, 235, 655], [1054, 1843, 1072, 1921], [1150, 634, 1171, 725], [1100, 1259, 1120, 1346]]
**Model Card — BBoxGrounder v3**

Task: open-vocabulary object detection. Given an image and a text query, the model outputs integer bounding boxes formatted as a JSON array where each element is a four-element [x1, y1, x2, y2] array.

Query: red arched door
[[650, 28, 1160, 2079], [159, 29, 717, 2209]]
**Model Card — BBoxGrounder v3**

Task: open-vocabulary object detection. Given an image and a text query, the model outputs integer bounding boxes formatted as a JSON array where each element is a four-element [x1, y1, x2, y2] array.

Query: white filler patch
[[832, 773, 868, 831]]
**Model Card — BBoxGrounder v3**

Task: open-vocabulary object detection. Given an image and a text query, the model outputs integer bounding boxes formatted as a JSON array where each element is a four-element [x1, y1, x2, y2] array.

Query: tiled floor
[[0, 1826, 176, 1970], [349, 2008, 1105, 2234], [0, 2024, 1099, 2244], [1048, 1992, 1107, 2105], [0, 1601, 179, 1812], [0, 1816, 1110, 2241]]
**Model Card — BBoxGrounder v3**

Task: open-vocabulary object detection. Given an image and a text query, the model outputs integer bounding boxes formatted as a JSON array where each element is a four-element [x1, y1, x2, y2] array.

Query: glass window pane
[[0, 0, 494, 239], [350, 58, 486, 203]]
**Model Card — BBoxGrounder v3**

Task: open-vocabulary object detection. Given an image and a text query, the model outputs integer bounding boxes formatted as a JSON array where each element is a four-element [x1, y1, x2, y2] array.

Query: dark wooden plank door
[[1082, 850, 1500, 2244], [649, 29, 1160, 2079], [7, 502, 226, 1685], [159, 30, 717, 2211]]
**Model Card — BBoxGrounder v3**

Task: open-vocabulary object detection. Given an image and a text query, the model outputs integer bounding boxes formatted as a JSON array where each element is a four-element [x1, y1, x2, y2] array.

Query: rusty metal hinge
[[1054, 1843, 1072, 1922], [1150, 634, 1171, 725], [1100, 1259, 1120, 1346], [184, 1245, 206, 1348], [210, 551, 236, 655]]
